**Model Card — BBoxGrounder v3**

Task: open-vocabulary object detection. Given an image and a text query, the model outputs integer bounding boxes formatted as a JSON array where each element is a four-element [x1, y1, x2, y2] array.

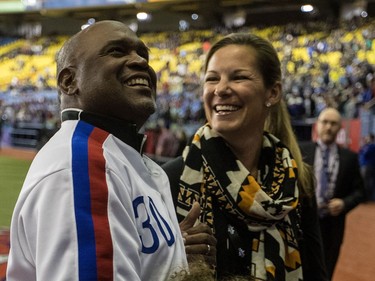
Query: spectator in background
[[362, 75, 375, 104], [359, 133, 375, 201], [0, 114, 2, 149], [300, 107, 366, 280], [143, 125, 161, 155], [286, 89, 305, 119], [155, 119, 179, 158], [7, 20, 216, 281], [174, 126, 188, 157], [4, 17, 375, 135], [163, 33, 327, 281], [303, 88, 316, 118]]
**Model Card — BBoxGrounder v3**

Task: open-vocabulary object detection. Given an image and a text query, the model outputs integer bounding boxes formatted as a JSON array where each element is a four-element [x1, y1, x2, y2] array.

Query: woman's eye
[[205, 76, 218, 82], [235, 75, 248, 80]]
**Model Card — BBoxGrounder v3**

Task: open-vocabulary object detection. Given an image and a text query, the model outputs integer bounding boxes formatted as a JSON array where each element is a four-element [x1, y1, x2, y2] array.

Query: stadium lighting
[[224, 10, 246, 28], [22, 0, 38, 6], [191, 13, 199, 20], [301, 4, 314, 13], [179, 20, 189, 31], [136, 12, 149, 21]]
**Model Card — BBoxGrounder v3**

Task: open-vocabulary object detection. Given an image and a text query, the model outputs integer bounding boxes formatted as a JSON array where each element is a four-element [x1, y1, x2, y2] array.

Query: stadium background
[[1, 0, 375, 280]]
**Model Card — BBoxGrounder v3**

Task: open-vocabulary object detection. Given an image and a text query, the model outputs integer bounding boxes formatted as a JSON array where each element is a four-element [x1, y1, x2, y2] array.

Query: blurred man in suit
[[300, 107, 365, 280]]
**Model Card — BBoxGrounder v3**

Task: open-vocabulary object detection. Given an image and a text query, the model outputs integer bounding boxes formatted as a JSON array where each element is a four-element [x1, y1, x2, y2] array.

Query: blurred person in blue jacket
[[359, 133, 375, 201]]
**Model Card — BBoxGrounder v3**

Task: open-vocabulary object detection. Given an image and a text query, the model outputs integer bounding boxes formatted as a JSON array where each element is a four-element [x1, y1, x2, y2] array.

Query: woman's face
[[203, 44, 275, 139]]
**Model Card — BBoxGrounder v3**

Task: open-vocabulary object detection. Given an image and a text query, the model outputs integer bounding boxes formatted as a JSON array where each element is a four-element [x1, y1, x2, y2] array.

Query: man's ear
[[57, 68, 78, 96]]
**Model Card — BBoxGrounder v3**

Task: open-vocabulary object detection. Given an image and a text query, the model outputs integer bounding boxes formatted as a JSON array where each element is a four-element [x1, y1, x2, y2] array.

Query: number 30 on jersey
[[133, 196, 175, 254]]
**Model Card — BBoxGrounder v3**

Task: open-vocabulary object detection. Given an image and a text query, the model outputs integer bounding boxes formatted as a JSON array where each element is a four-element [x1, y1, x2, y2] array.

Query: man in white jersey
[[7, 20, 216, 281]]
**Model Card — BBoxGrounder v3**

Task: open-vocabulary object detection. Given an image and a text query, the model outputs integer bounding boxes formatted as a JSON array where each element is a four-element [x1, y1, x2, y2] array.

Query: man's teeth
[[215, 105, 239, 112], [126, 78, 149, 87]]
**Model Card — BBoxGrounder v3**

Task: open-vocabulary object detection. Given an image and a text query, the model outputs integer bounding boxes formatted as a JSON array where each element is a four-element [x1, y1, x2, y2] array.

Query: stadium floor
[[0, 147, 374, 281]]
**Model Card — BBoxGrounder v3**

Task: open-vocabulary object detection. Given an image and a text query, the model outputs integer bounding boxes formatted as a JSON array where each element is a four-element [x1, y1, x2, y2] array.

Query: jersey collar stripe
[[72, 121, 113, 280]]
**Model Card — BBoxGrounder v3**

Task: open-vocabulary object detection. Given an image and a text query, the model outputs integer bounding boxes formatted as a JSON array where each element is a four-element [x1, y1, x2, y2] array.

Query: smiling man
[[6, 20, 216, 281]]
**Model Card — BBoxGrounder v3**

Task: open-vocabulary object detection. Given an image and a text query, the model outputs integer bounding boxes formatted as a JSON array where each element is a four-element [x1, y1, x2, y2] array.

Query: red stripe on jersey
[[87, 128, 113, 280]]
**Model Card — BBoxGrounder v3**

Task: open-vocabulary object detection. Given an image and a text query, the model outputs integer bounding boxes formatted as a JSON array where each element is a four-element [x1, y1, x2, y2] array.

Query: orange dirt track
[[332, 202, 375, 281], [0, 147, 374, 281]]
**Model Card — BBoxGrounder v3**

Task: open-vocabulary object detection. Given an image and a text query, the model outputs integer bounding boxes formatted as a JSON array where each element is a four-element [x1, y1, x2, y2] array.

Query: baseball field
[[0, 154, 32, 227], [0, 147, 34, 280]]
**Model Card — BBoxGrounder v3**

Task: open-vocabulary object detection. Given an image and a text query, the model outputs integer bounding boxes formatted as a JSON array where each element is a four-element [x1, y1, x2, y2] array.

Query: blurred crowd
[[1, 16, 375, 157]]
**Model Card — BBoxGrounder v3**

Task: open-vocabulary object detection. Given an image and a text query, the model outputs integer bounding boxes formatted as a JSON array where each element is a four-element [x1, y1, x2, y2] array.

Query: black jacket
[[299, 141, 365, 279], [162, 156, 328, 281], [299, 141, 365, 216]]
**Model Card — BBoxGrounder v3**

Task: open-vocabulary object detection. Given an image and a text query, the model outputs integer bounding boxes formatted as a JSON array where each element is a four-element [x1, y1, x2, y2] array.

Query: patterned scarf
[[176, 124, 303, 281]]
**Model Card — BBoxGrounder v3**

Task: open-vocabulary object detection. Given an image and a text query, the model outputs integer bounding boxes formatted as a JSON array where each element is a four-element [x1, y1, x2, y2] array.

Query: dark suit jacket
[[299, 141, 365, 216], [299, 141, 365, 278]]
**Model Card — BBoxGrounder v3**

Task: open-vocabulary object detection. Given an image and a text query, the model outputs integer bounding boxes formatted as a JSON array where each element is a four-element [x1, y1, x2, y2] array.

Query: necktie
[[320, 147, 330, 202]]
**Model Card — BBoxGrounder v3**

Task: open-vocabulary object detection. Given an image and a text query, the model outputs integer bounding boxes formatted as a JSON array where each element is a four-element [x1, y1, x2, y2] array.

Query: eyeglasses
[[318, 119, 340, 126]]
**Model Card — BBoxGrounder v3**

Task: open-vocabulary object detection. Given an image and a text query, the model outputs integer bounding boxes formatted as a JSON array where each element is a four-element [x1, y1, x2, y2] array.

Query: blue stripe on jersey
[[72, 121, 98, 280]]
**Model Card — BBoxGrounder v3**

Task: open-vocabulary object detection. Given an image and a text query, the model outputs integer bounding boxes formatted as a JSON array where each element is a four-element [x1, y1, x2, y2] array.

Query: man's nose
[[127, 52, 148, 68]]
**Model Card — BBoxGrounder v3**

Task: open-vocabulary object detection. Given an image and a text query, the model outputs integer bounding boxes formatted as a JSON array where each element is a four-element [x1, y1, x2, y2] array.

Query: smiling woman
[[162, 32, 328, 281], [202, 43, 280, 156]]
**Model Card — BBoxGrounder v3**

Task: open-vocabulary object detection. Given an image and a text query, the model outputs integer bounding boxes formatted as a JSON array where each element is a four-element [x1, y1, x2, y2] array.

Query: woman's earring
[[266, 102, 272, 107]]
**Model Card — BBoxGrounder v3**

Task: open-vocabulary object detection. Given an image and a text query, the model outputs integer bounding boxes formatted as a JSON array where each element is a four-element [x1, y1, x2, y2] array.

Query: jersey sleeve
[[7, 169, 81, 280], [7, 167, 143, 281]]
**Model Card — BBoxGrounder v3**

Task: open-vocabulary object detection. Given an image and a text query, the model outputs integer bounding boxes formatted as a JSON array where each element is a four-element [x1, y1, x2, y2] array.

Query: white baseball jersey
[[7, 111, 188, 281]]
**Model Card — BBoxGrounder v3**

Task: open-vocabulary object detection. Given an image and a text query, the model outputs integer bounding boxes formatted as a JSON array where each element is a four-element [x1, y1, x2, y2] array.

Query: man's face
[[316, 108, 341, 145], [72, 21, 157, 127]]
